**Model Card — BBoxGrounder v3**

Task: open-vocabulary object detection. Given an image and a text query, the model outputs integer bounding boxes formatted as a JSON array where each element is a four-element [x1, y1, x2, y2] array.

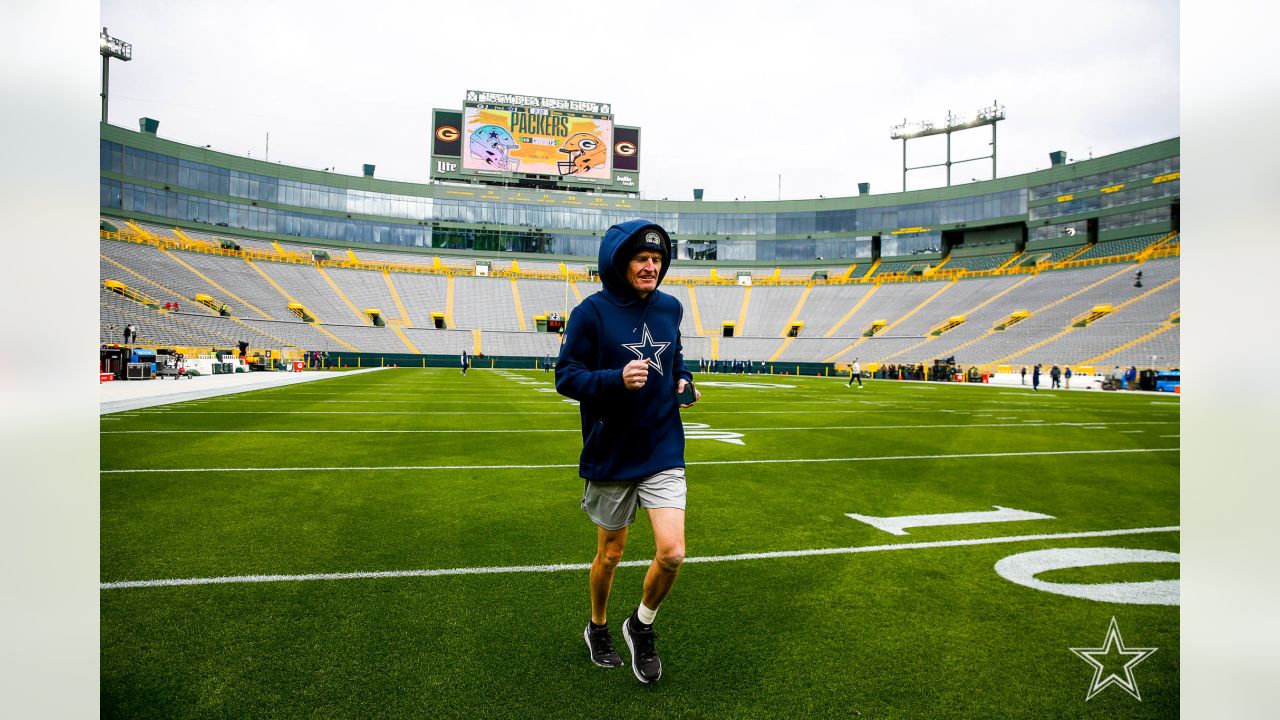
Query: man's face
[[626, 250, 663, 296]]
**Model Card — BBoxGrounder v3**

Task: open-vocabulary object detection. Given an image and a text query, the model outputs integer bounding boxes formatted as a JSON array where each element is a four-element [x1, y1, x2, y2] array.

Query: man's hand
[[623, 359, 650, 390], [677, 378, 701, 408]]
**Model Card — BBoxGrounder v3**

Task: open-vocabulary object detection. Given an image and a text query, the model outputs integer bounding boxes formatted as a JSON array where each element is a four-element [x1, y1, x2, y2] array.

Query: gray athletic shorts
[[582, 467, 687, 531]]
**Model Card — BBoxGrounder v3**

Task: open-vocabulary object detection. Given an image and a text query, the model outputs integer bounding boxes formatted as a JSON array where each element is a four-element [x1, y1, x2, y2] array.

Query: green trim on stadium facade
[[1024, 138, 1179, 189]]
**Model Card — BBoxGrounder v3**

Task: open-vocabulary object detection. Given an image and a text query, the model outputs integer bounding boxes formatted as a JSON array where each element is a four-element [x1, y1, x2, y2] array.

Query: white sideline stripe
[[99, 525, 1181, 590], [100, 421, 1178, 435], [145, 408, 1063, 416], [100, 447, 1177, 474]]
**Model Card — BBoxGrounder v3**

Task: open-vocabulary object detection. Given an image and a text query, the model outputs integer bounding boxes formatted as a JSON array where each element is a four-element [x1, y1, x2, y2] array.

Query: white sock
[[637, 602, 658, 625]]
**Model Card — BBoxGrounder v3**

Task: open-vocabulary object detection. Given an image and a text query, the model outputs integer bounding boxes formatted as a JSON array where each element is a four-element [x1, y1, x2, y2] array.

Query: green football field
[[100, 369, 1180, 718]]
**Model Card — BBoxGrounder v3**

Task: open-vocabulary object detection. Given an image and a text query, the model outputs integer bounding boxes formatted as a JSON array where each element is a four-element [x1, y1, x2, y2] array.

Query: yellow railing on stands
[[99, 224, 1180, 289]]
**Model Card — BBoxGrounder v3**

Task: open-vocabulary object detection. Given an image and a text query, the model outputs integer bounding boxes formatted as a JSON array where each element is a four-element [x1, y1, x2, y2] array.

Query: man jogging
[[847, 358, 862, 388], [555, 219, 699, 685]]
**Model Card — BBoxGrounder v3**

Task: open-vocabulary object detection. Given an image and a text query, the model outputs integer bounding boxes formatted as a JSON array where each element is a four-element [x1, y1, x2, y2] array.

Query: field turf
[[101, 368, 1180, 718]]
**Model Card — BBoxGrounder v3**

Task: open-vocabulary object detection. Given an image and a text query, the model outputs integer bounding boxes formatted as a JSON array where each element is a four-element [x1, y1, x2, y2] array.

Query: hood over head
[[597, 219, 672, 302]]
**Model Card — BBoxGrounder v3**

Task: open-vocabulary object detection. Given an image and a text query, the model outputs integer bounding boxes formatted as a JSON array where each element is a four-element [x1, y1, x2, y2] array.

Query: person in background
[[1032, 363, 1041, 392], [460, 350, 469, 375], [847, 358, 862, 388]]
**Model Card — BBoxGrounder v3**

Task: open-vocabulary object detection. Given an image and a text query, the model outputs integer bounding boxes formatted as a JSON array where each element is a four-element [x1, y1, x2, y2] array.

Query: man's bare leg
[[640, 507, 686, 613], [591, 525, 628, 625]]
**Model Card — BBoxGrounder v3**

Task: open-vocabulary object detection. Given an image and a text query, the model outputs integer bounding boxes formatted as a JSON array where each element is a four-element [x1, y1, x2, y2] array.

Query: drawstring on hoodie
[[632, 296, 652, 334]]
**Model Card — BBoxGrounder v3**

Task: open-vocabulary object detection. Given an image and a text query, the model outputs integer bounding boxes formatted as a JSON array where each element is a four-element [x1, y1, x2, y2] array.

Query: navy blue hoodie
[[555, 219, 693, 482]]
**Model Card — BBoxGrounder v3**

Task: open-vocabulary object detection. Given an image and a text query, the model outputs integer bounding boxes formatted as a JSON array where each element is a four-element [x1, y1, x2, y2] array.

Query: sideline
[[100, 367, 388, 415], [100, 525, 1180, 590]]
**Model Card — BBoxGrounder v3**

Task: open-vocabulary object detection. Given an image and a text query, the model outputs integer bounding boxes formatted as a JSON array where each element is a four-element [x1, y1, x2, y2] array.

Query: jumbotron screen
[[461, 91, 613, 180]]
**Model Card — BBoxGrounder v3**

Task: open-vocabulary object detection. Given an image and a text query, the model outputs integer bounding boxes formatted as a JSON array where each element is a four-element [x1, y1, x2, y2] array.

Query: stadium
[[97, 15, 1181, 720], [98, 120, 1180, 380]]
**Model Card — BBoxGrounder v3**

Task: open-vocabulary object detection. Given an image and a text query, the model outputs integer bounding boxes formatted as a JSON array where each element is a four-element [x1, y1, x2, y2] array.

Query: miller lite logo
[[614, 140, 637, 157], [436, 125, 460, 142], [437, 160, 457, 173]]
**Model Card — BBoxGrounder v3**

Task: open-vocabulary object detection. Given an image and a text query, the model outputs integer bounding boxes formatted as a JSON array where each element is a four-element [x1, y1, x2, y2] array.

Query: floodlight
[[100, 27, 132, 123], [890, 100, 1006, 189], [100, 28, 132, 60]]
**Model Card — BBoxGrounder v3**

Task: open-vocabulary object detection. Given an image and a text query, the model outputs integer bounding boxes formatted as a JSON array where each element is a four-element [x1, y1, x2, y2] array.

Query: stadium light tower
[[100, 27, 132, 124], [891, 101, 1005, 191]]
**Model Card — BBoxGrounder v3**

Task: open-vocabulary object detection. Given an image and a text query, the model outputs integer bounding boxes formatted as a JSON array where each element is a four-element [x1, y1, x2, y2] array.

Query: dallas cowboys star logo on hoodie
[[622, 323, 670, 375]]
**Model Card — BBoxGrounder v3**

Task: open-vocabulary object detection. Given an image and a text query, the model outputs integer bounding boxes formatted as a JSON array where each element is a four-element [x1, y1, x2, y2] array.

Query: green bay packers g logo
[[436, 126, 460, 142], [614, 140, 637, 157]]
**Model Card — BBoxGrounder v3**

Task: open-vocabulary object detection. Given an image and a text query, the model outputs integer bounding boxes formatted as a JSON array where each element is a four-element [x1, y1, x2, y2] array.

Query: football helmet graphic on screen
[[556, 132, 605, 176], [469, 125, 521, 171]]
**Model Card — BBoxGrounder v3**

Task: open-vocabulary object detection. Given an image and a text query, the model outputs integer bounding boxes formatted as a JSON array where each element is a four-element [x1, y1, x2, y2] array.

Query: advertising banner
[[613, 126, 640, 172], [433, 110, 462, 157]]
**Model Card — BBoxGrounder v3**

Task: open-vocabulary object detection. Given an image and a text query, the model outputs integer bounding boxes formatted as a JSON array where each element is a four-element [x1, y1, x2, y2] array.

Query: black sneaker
[[622, 610, 662, 683], [584, 623, 623, 668]]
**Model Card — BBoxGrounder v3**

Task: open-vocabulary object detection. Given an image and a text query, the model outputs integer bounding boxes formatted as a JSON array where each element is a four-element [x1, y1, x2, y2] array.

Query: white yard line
[[100, 447, 1177, 474], [138, 408, 1093, 416], [101, 420, 1178, 435], [100, 525, 1180, 590]]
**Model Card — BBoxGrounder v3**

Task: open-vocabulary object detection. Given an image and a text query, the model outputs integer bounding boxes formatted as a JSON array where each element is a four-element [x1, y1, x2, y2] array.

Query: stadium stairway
[[779, 285, 814, 337], [824, 280, 957, 363], [1081, 316, 1180, 367], [445, 276, 456, 328], [160, 249, 273, 319], [101, 254, 221, 316], [685, 285, 707, 337], [992, 275, 1180, 365], [243, 258, 359, 352], [874, 275, 1036, 364], [994, 250, 1024, 271], [509, 277, 528, 331], [824, 284, 881, 337], [380, 272, 420, 353], [1138, 231, 1180, 259], [315, 266, 373, 325], [927, 263, 1131, 363]]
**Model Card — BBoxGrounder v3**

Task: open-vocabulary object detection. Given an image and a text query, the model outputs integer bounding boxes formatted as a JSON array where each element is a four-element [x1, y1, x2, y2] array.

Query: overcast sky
[[99, 0, 1178, 202]]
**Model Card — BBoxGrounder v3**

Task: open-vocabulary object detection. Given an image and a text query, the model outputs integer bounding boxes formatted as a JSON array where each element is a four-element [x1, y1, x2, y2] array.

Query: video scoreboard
[[432, 90, 640, 193]]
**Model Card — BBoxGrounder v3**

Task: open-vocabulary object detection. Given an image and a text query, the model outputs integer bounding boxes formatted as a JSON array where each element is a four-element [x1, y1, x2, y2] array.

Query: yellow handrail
[[101, 224, 1172, 289]]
